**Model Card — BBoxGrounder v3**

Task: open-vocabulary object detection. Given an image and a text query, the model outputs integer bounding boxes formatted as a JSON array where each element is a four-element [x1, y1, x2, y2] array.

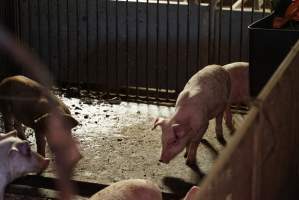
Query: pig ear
[[152, 117, 165, 130], [9, 142, 31, 158], [63, 114, 79, 129], [172, 124, 188, 138]]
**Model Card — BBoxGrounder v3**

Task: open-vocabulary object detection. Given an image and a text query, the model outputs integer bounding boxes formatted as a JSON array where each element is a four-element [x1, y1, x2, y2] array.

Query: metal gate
[[0, 0, 270, 104]]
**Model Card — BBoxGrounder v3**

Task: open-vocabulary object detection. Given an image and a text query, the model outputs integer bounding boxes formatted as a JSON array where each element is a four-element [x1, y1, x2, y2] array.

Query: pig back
[[176, 65, 230, 119], [223, 62, 249, 104]]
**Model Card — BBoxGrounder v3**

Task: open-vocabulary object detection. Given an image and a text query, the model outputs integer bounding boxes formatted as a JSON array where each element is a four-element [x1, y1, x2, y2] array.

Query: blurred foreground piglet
[[0, 130, 49, 200], [223, 62, 250, 131], [89, 179, 162, 200], [0, 75, 79, 157], [152, 65, 231, 165]]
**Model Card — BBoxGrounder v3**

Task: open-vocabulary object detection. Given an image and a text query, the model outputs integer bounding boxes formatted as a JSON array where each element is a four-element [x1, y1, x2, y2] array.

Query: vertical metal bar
[[57, 0, 61, 83], [105, 0, 109, 95], [96, 0, 99, 89], [217, 0, 223, 64], [251, 0, 254, 23], [38, 0, 41, 55], [116, 0, 119, 96], [208, 0, 212, 64], [240, 0, 244, 60], [28, 0, 32, 47], [228, 0, 232, 63], [135, 0, 139, 100], [166, 0, 169, 102], [145, 0, 149, 101], [263, 0, 266, 16], [212, 1, 217, 64], [176, 0, 179, 95], [196, 0, 201, 68], [48, 0, 51, 71], [17, 0, 22, 41], [66, 0, 70, 84], [186, 0, 190, 81], [86, 0, 89, 90], [76, 0, 80, 86], [156, 0, 160, 103], [126, 0, 129, 100]]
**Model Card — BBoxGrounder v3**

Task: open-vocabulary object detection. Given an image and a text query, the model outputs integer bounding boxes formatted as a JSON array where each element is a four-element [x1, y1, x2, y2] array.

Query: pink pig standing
[[0, 130, 49, 200], [223, 62, 250, 131], [152, 65, 231, 165]]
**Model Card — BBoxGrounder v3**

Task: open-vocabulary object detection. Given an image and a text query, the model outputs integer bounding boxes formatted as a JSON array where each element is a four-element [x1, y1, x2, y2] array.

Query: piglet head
[[8, 140, 50, 179], [152, 118, 190, 164]]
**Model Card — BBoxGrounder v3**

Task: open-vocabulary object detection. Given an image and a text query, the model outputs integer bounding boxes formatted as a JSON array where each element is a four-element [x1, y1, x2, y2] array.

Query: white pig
[[0, 130, 50, 200], [152, 65, 231, 165], [223, 62, 250, 131], [89, 179, 162, 200]]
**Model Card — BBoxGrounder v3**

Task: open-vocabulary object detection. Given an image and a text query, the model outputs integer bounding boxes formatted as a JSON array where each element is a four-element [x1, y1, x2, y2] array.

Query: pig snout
[[159, 156, 170, 164]]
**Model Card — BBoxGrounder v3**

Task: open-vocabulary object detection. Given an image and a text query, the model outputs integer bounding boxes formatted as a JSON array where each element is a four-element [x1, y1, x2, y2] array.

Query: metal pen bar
[[48, 0, 51, 71], [218, 0, 223, 64], [186, 0, 190, 83], [105, 0, 109, 95], [146, 0, 149, 101], [115, 0, 119, 96], [228, 0, 232, 63], [86, 0, 89, 90], [66, 0, 70, 84], [96, 0, 99, 89], [176, 0, 180, 96], [156, 0, 160, 103], [135, 0, 139, 100], [196, 0, 201, 68], [76, 0, 80, 86], [263, 0, 265, 16], [166, 0, 169, 102], [251, 0, 254, 23], [28, 0, 32, 48], [240, 0, 244, 60], [38, 0, 41, 58], [126, 0, 129, 100], [208, 1, 212, 64], [57, 0, 61, 83]]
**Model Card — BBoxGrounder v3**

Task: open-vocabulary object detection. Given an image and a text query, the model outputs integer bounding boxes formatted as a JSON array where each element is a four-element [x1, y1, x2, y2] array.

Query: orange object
[[273, 0, 299, 28]]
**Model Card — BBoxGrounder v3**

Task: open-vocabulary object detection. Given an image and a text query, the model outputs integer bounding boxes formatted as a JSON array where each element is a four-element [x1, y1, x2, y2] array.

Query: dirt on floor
[[2, 93, 247, 200]]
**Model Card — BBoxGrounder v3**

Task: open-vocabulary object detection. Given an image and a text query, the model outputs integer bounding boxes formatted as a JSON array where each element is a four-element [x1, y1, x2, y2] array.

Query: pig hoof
[[184, 152, 188, 158], [185, 159, 196, 167], [217, 136, 227, 146]]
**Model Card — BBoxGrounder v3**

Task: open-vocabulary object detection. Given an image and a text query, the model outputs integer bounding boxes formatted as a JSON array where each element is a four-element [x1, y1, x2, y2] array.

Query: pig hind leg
[[224, 107, 235, 134], [215, 112, 226, 145]]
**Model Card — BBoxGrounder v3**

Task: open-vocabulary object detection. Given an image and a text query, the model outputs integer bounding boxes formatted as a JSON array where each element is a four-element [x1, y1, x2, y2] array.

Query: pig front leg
[[185, 124, 208, 166], [185, 142, 199, 166], [215, 112, 226, 145], [35, 131, 46, 157]]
